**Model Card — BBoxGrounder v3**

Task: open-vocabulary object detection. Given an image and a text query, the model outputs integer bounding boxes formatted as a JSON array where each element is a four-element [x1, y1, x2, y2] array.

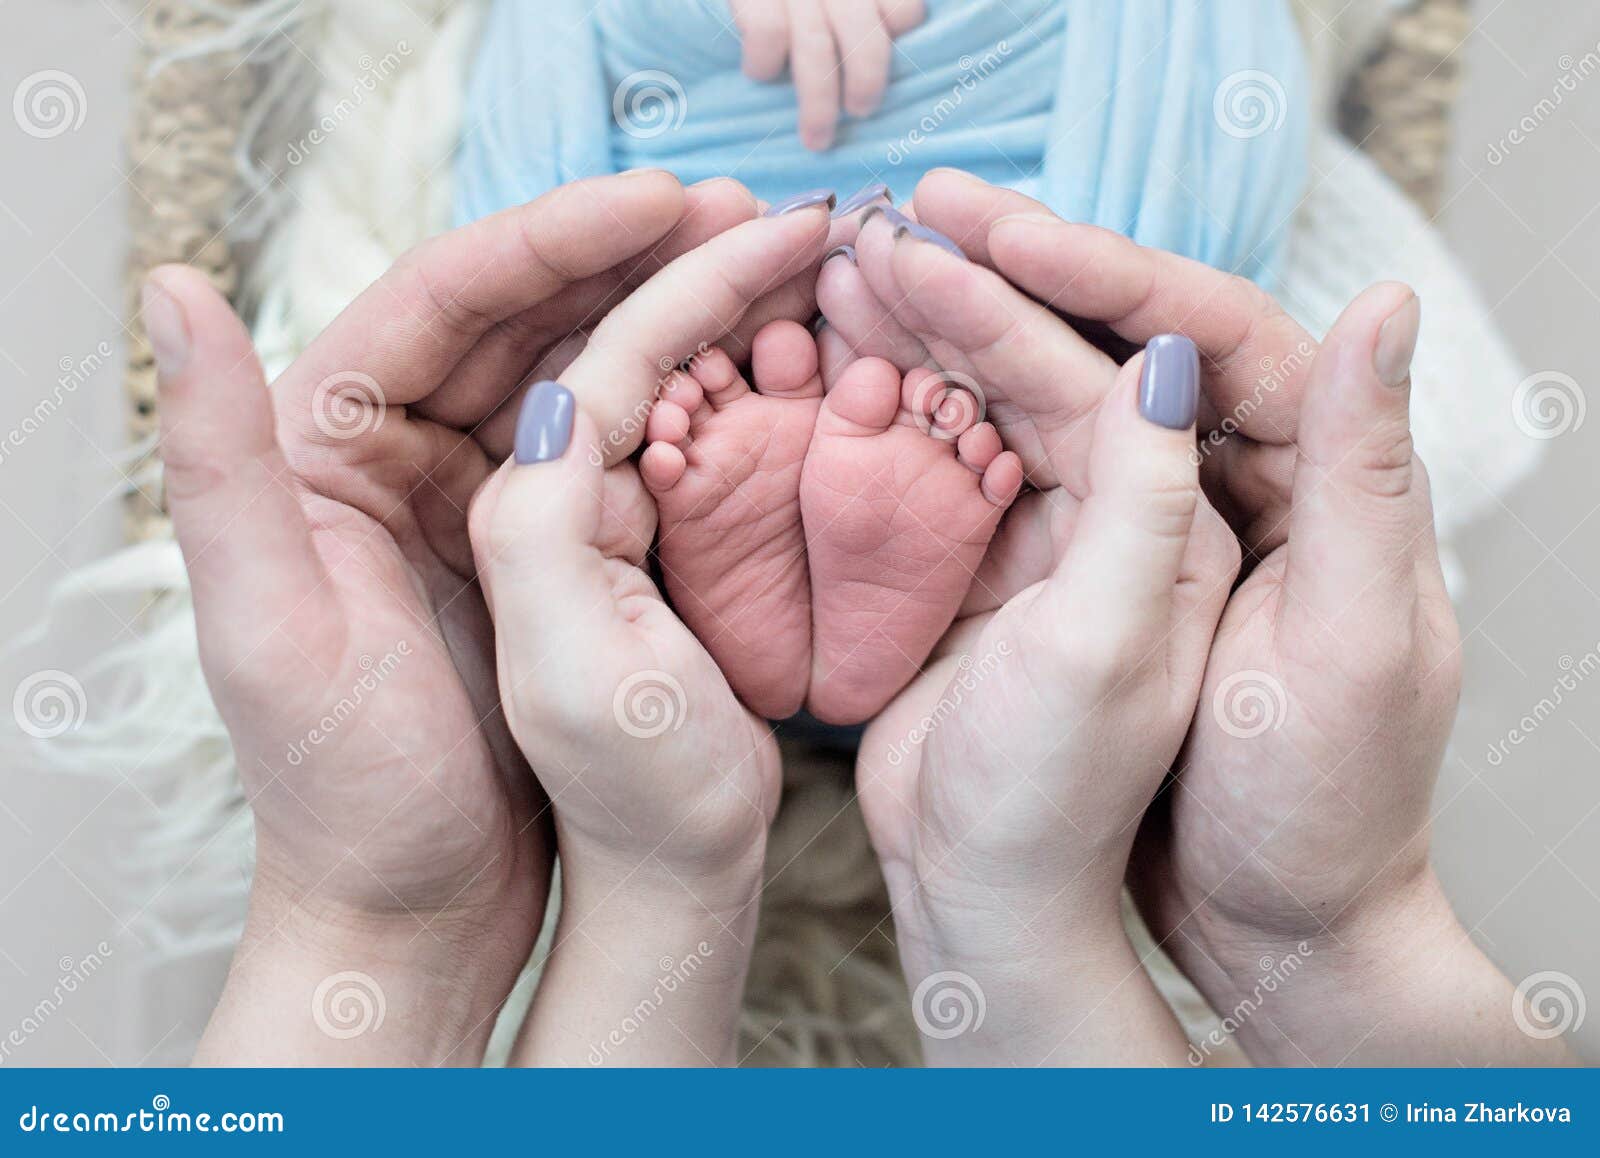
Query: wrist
[[891, 873, 1186, 1066], [1175, 868, 1576, 1065], [515, 843, 767, 1067], [196, 874, 533, 1066]]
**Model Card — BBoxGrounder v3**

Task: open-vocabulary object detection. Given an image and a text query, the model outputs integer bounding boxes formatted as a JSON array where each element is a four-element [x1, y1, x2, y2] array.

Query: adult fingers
[[470, 387, 651, 720], [144, 267, 333, 671], [279, 171, 687, 432], [907, 168, 1051, 266], [815, 244, 929, 371], [1282, 283, 1423, 646], [1043, 336, 1206, 654], [424, 178, 759, 432], [566, 202, 833, 466], [861, 208, 1121, 490], [982, 213, 1314, 444]]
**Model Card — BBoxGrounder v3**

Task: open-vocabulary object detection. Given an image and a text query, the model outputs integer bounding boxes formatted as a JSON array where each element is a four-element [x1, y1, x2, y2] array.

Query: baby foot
[[641, 321, 824, 720], [801, 361, 1023, 724]]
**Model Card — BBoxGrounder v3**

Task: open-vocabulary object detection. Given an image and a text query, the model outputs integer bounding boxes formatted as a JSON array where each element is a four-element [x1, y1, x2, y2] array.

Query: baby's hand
[[730, 0, 926, 150], [856, 336, 1241, 1066]]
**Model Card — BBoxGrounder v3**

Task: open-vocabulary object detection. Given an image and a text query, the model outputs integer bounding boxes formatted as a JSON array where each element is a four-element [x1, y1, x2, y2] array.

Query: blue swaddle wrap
[[454, 0, 1308, 285]]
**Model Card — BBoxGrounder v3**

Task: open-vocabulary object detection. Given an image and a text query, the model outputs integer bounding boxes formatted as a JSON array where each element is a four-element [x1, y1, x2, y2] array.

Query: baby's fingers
[[1047, 337, 1208, 652], [790, 0, 841, 150], [732, 0, 792, 82], [825, 0, 892, 117]]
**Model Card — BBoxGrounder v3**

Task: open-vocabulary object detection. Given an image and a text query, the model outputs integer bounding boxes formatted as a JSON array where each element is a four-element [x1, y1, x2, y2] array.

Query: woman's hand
[[1128, 285, 1573, 1066], [831, 170, 1579, 1064], [149, 172, 804, 1065], [470, 205, 832, 1067], [856, 331, 1239, 1066]]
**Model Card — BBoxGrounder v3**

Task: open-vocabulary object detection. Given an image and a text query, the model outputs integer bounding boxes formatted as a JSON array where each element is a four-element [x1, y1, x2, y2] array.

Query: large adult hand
[[147, 171, 829, 1064], [831, 173, 1576, 1064], [1128, 285, 1573, 1066]]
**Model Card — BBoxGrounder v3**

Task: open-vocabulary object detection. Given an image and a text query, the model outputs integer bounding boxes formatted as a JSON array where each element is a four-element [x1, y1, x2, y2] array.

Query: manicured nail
[[1374, 294, 1420, 388], [822, 244, 856, 266], [879, 206, 965, 259], [141, 277, 191, 375], [833, 182, 890, 218], [764, 189, 836, 217], [811, 315, 829, 336], [1139, 334, 1199, 430], [514, 380, 575, 464]]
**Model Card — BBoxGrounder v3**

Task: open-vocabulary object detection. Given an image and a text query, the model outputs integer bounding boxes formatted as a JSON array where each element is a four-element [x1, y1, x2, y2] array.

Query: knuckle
[[1349, 419, 1416, 499], [395, 245, 498, 341]]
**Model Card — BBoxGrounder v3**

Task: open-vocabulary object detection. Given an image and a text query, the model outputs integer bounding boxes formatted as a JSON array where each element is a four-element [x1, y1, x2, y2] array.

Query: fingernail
[[833, 182, 890, 218], [141, 276, 191, 375], [880, 206, 965, 259], [764, 189, 836, 217], [1139, 335, 1199, 430], [514, 380, 575, 465], [1374, 294, 1420, 388], [822, 244, 856, 266], [811, 315, 829, 337]]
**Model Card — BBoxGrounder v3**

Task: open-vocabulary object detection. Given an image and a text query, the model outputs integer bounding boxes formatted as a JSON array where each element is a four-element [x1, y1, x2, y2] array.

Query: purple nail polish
[[1139, 335, 1199, 430], [764, 189, 837, 217], [514, 380, 575, 464], [832, 182, 890, 218], [878, 206, 965, 259], [822, 244, 857, 266]]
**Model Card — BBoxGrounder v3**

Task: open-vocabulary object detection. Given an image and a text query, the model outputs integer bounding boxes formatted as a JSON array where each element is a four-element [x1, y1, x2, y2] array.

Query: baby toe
[[751, 319, 822, 399], [688, 345, 749, 408], [658, 369, 704, 415], [820, 356, 902, 434], [645, 398, 693, 445], [979, 450, 1025, 508], [956, 421, 1002, 472], [640, 440, 688, 493]]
